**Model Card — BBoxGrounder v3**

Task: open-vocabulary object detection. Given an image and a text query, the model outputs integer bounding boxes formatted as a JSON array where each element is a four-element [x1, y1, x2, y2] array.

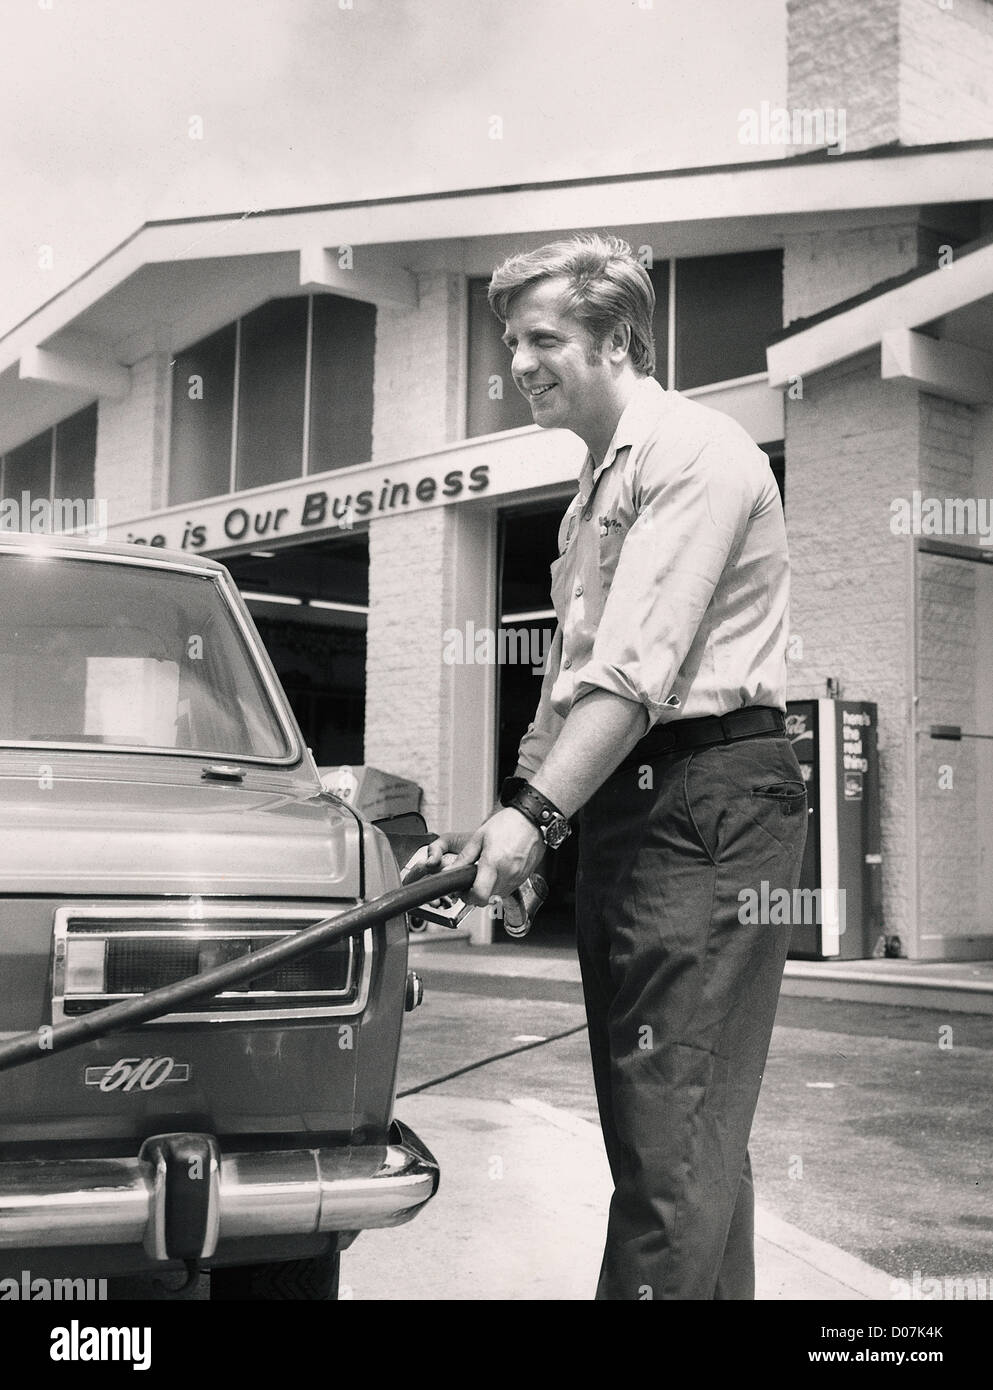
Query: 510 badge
[[84, 1057, 191, 1092]]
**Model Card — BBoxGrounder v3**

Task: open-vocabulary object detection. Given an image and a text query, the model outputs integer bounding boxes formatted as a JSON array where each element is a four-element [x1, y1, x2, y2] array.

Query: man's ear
[[607, 320, 632, 363]]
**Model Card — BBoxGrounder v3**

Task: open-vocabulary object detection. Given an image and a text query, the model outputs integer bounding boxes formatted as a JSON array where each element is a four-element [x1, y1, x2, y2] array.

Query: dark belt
[[618, 705, 786, 770]]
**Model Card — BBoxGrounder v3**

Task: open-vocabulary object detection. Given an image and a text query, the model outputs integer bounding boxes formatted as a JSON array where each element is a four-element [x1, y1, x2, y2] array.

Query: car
[[0, 532, 438, 1300]]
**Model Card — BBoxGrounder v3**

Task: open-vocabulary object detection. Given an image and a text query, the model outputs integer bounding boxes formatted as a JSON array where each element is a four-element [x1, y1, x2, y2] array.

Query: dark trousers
[[575, 733, 807, 1300]]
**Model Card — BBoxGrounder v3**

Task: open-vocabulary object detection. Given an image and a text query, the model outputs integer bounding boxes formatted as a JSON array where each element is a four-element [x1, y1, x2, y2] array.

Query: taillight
[[53, 903, 370, 1023]]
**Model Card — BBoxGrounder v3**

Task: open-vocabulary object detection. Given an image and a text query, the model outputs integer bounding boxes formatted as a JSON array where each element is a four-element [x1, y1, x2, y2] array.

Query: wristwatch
[[499, 776, 572, 850]]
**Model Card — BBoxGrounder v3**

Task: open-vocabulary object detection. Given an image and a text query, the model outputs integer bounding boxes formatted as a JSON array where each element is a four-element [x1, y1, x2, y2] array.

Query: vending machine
[[785, 699, 882, 960]]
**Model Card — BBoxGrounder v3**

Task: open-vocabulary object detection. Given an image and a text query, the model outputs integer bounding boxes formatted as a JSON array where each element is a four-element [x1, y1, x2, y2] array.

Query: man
[[416, 233, 807, 1300]]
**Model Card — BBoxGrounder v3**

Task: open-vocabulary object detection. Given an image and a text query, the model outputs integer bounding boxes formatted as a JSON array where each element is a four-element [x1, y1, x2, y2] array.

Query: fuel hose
[[0, 864, 477, 1073]]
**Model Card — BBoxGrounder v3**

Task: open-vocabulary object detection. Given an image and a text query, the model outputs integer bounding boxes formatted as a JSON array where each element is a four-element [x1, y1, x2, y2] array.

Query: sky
[[0, 0, 785, 335]]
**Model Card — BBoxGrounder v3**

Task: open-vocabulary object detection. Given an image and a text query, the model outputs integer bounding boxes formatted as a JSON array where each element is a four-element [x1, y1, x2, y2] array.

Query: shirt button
[[582, 507, 593, 521], [563, 657, 572, 669]]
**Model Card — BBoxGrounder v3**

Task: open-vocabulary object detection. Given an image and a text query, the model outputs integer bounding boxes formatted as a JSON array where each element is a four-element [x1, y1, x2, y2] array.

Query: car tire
[[210, 1251, 340, 1301]]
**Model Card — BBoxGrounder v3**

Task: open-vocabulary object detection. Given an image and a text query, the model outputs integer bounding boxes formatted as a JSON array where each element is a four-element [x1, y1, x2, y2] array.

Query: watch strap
[[504, 781, 566, 837], [499, 775, 529, 807]]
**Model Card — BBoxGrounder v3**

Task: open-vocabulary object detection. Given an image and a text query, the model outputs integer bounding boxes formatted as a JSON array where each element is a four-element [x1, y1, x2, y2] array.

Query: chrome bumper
[[0, 1120, 439, 1259]]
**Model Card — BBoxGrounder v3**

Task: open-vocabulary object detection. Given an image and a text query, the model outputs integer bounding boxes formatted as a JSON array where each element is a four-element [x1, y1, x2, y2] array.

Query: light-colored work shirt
[[516, 375, 791, 776]]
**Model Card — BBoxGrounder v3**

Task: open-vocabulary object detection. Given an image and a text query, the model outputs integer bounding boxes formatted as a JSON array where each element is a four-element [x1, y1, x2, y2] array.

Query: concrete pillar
[[366, 266, 496, 851], [364, 504, 497, 834], [95, 351, 170, 527], [372, 272, 466, 461]]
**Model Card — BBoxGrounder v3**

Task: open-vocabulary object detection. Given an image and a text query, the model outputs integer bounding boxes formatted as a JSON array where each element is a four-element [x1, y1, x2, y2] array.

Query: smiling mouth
[[526, 383, 556, 399]]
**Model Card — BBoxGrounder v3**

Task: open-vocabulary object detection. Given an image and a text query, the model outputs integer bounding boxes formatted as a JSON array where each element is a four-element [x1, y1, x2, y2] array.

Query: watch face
[[544, 817, 571, 849]]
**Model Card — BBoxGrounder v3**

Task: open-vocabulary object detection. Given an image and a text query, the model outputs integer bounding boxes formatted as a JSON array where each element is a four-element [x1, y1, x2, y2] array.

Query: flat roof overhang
[[2, 140, 993, 453]]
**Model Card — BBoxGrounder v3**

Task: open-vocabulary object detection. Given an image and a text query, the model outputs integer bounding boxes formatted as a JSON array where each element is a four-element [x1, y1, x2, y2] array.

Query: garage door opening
[[224, 535, 368, 768]]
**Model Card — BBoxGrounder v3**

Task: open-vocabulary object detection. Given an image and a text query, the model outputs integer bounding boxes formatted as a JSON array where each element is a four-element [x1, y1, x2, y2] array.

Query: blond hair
[[487, 233, 656, 377]]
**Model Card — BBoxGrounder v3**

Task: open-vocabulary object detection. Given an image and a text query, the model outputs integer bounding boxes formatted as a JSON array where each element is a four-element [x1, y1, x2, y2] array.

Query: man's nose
[[512, 341, 538, 379]]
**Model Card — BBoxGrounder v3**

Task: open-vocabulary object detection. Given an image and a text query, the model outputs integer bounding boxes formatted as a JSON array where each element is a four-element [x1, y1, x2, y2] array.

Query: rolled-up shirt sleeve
[[516, 624, 566, 774], [571, 439, 755, 727]]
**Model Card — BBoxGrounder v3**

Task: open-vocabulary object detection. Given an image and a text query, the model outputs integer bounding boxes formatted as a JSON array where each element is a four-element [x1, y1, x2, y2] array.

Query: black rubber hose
[[0, 864, 477, 1073]]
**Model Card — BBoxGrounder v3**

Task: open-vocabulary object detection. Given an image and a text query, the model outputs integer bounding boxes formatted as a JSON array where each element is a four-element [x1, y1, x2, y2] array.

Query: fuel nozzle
[[399, 845, 550, 938], [501, 872, 549, 938], [400, 845, 474, 930]]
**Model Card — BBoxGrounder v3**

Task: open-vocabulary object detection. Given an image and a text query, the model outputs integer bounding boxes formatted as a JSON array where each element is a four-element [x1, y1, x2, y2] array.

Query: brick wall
[[365, 507, 452, 826], [899, 0, 993, 145], [784, 346, 990, 953], [95, 351, 169, 526], [784, 353, 919, 943], [365, 272, 471, 827], [787, 0, 993, 154], [787, 0, 901, 153], [365, 501, 495, 833], [783, 222, 922, 325], [914, 396, 986, 950], [916, 552, 978, 948]]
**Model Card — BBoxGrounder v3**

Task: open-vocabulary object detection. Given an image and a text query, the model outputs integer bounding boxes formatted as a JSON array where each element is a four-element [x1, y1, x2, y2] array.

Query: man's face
[[501, 277, 613, 439]]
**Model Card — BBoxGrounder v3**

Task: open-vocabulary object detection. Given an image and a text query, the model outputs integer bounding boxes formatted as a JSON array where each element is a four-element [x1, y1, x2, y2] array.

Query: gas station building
[[2, 0, 993, 960]]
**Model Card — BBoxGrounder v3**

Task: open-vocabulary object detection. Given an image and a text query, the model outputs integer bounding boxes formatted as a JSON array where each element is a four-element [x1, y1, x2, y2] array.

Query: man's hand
[[451, 808, 544, 905], [401, 830, 475, 883], [406, 811, 544, 906]]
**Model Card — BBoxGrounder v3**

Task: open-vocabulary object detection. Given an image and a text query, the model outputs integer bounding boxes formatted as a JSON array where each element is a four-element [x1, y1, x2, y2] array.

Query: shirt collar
[[578, 376, 668, 501]]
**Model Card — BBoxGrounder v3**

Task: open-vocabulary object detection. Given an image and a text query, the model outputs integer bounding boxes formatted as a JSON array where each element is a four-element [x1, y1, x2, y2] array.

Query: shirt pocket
[[596, 518, 628, 592]]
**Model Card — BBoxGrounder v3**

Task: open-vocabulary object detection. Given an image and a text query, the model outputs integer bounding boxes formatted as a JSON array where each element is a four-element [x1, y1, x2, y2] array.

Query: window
[[4, 432, 52, 501], [0, 553, 293, 760], [466, 277, 533, 437], [675, 251, 783, 391], [1, 403, 97, 505], [169, 324, 236, 506], [168, 295, 376, 506], [54, 403, 97, 501], [236, 298, 308, 492], [647, 263, 670, 385], [309, 295, 375, 473]]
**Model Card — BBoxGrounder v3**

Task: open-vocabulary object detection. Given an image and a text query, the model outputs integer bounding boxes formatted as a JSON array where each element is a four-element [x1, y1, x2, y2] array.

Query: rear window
[[0, 551, 294, 761]]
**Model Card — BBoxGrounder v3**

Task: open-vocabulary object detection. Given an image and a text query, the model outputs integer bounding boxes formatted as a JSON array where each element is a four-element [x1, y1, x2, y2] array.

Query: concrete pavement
[[342, 1091, 895, 1300], [368, 931, 976, 1301]]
